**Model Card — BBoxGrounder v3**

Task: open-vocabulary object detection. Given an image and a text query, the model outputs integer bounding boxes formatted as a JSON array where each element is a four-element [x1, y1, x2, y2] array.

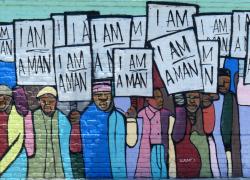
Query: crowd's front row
[[0, 68, 242, 178]]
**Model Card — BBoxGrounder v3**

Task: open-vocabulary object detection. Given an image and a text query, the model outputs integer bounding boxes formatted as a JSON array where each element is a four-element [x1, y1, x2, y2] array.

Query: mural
[[2, 0, 250, 178]]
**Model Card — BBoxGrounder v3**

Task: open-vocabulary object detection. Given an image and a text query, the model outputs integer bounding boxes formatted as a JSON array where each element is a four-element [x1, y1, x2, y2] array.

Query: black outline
[[112, 47, 154, 97], [149, 27, 204, 95], [53, 44, 92, 102], [0, 23, 15, 62], [230, 10, 250, 59], [89, 14, 132, 79], [243, 22, 250, 85], [146, 1, 199, 42], [193, 12, 232, 58], [64, 11, 100, 46], [198, 40, 221, 93], [13, 18, 56, 86], [130, 15, 147, 48], [50, 13, 66, 47]]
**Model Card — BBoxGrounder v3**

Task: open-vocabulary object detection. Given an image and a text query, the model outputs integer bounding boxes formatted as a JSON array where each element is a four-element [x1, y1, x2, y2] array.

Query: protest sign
[[231, 11, 250, 58], [15, 19, 55, 85], [198, 40, 219, 93], [150, 28, 203, 94], [114, 48, 153, 96], [51, 13, 65, 47], [244, 24, 250, 84], [0, 23, 14, 62], [131, 16, 146, 47], [147, 1, 198, 41], [194, 13, 231, 56], [90, 16, 131, 79], [54, 45, 92, 101], [65, 11, 99, 46]]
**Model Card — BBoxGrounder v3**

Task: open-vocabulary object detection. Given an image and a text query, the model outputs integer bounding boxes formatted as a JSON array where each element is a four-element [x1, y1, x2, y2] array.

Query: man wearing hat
[[0, 85, 27, 178], [80, 80, 126, 178], [28, 86, 73, 179]]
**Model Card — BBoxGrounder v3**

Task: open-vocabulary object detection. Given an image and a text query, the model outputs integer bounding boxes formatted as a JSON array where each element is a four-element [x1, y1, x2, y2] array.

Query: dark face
[[93, 91, 112, 111], [218, 75, 230, 94], [24, 86, 44, 111], [39, 94, 57, 116], [186, 92, 201, 113], [0, 95, 12, 112], [147, 89, 163, 110], [201, 93, 219, 108]]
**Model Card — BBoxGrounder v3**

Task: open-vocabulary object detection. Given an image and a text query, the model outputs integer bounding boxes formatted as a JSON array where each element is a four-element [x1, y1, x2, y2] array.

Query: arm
[[109, 111, 126, 178], [125, 106, 138, 147], [0, 106, 24, 174], [58, 112, 73, 179], [24, 111, 35, 157], [172, 107, 187, 143], [168, 116, 176, 178]]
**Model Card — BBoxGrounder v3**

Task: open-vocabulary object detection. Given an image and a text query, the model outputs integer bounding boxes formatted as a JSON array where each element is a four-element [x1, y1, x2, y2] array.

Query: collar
[[145, 105, 159, 120]]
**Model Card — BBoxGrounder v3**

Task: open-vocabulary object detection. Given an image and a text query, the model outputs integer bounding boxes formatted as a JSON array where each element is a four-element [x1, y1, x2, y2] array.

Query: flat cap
[[37, 86, 57, 98], [0, 85, 12, 96]]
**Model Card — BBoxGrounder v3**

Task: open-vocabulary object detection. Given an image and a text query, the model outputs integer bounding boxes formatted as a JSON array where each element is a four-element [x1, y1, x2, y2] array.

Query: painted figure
[[135, 88, 175, 178], [215, 69, 242, 177], [28, 86, 73, 179], [201, 93, 220, 177], [175, 92, 202, 178], [80, 81, 126, 178], [0, 85, 27, 179]]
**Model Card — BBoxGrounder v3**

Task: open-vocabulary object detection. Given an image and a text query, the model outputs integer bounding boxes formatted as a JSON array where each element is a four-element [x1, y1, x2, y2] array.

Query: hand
[[125, 106, 137, 118], [69, 110, 80, 124]]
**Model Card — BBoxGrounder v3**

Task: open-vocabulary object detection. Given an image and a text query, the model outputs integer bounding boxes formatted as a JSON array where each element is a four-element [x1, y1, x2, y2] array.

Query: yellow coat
[[0, 105, 24, 174]]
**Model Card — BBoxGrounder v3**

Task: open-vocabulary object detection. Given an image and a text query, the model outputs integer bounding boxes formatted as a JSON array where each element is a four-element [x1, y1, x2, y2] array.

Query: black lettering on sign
[[194, 14, 231, 57], [147, 2, 198, 41], [114, 48, 153, 96], [91, 17, 131, 79], [0, 24, 14, 61], [14, 20, 55, 85], [198, 40, 219, 93], [150, 28, 203, 94], [104, 22, 123, 43], [26, 25, 46, 48], [170, 35, 191, 59], [67, 50, 86, 70], [54, 46, 92, 101], [131, 16, 146, 47], [65, 11, 99, 46], [27, 54, 52, 74], [231, 11, 250, 58], [51, 13, 65, 47], [166, 9, 188, 28]]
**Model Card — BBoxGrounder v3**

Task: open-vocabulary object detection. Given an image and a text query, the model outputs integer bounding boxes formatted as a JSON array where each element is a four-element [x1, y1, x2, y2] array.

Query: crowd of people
[[0, 59, 247, 178]]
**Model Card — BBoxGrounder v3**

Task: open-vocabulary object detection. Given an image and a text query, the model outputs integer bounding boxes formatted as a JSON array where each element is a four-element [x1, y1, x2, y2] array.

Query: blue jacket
[[80, 103, 126, 178]]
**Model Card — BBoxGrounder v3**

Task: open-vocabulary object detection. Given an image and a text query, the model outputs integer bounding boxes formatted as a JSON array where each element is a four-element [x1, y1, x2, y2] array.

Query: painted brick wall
[[0, 0, 250, 179]]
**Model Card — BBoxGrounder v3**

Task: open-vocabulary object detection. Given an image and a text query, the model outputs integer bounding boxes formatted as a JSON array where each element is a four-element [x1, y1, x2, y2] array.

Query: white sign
[[54, 46, 92, 101], [66, 12, 98, 45], [194, 14, 232, 56], [150, 28, 203, 94], [131, 16, 146, 47], [198, 41, 219, 93], [51, 13, 65, 47], [231, 11, 250, 58], [91, 16, 131, 79], [0, 23, 14, 62], [114, 48, 153, 96], [244, 24, 250, 84], [15, 19, 55, 85], [147, 2, 198, 41]]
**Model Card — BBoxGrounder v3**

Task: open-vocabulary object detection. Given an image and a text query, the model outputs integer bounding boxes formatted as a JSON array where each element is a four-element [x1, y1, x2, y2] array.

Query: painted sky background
[[0, 0, 249, 21]]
